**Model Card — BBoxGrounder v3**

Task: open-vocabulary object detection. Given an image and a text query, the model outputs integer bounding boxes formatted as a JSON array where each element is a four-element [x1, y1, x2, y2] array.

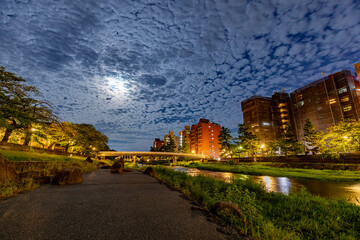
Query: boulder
[[143, 167, 158, 178], [212, 201, 242, 217], [85, 157, 93, 163], [0, 153, 18, 183], [110, 158, 124, 174], [52, 167, 83, 185]]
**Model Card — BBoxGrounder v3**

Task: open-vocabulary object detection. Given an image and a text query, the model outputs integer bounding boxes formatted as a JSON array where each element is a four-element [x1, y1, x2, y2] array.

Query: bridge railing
[[98, 151, 211, 159]]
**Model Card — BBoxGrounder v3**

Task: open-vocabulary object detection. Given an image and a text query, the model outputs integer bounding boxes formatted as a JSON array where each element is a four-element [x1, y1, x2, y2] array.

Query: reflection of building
[[153, 138, 163, 150], [241, 68, 360, 143], [190, 119, 221, 158], [164, 131, 180, 151], [179, 126, 191, 151], [291, 70, 360, 139], [241, 92, 293, 144]]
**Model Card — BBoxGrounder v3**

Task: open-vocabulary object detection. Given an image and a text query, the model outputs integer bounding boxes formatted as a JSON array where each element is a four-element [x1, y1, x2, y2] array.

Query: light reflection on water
[[171, 167, 360, 206]]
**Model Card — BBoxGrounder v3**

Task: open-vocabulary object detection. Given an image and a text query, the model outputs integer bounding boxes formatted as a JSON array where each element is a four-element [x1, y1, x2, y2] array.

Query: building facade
[[153, 138, 164, 150], [190, 119, 221, 159], [179, 126, 191, 152], [241, 68, 360, 143], [290, 70, 360, 139], [241, 92, 293, 144], [164, 131, 180, 152]]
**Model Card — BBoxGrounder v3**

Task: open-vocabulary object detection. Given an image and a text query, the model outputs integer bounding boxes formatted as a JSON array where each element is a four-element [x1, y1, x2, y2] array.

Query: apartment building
[[190, 119, 221, 159]]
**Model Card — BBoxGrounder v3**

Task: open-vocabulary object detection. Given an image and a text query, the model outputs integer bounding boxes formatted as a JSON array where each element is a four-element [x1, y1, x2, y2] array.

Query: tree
[[162, 136, 176, 152], [278, 123, 304, 156], [181, 138, 190, 153], [318, 120, 360, 154], [0, 66, 56, 142], [236, 124, 259, 157], [218, 126, 233, 157], [303, 118, 321, 154]]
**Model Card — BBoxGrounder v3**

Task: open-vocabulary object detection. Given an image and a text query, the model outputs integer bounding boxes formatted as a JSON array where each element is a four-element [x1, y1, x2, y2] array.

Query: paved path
[[0, 169, 239, 240]]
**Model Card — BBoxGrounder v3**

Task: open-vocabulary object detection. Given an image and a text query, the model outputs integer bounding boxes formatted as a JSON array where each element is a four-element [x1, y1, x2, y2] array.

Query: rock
[[212, 201, 242, 217], [52, 168, 83, 185], [85, 157, 93, 163], [143, 167, 158, 178], [0, 153, 18, 183], [110, 158, 124, 174]]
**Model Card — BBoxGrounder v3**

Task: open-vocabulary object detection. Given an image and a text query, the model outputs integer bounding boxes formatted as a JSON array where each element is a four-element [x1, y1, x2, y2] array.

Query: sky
[[1, 0, 360, 151]]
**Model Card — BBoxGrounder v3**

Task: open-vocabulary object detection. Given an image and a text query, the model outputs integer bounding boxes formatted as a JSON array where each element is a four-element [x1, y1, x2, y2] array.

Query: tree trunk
[[23, 130, 32, 146], [1, 128, 13, 142]]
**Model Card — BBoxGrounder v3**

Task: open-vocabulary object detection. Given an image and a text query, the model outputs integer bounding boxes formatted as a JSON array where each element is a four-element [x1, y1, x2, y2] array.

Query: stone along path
[[0, 169, 240, 240]]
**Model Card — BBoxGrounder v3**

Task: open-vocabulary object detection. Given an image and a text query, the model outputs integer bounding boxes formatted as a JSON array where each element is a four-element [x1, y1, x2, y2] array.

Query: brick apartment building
[[241, 92, 293, 145], [153, 138, 164, 150], [190, 119, 221, 159], [241, 66, 360, 143]]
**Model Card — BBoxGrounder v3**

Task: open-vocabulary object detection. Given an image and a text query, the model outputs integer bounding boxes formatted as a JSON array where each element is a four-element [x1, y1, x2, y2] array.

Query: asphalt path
[[0, 169, 241, 240]]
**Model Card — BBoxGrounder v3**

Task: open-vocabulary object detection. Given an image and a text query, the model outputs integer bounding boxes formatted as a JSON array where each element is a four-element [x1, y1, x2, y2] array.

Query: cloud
[[1, 0, 359, 150]]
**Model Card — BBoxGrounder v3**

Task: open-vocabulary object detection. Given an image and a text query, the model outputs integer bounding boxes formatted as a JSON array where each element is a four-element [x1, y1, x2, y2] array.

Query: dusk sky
[[1, 0, 359, 151]]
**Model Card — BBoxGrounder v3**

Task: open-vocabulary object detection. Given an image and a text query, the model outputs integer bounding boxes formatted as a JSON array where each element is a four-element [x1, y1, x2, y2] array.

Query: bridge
[[98, 151, 211, 164]]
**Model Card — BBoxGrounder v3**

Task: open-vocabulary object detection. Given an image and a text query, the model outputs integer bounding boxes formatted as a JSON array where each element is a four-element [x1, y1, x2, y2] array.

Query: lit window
[[343, 106, 352, 112], [298, 101, 304, 106], [263, 122, 271, 126], [329, 99, 336, 104], [255, 129, 259, 132], [341, 96, 349, 102], [338, 87, 348, 94], [297, 94, 303, 100]]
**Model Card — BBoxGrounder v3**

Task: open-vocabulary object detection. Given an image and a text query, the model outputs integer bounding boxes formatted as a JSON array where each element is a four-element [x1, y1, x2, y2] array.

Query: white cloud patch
[[0, 0, 359, 150]]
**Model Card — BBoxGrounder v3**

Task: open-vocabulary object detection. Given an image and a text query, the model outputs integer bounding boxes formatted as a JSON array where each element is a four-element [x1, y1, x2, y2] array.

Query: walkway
[[0, 169, 239, 239]]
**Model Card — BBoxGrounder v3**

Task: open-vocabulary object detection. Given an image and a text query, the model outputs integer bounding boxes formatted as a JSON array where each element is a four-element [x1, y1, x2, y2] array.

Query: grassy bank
[[0, 150, 105, 198], [152, 167, 360, 240], [183, 162, 360, 181]]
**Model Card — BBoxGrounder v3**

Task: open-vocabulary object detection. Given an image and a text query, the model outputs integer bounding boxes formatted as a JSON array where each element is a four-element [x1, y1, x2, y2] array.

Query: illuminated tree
[[0, 66, 56, 142], [237, 124, 259, 157], [218, 126, 233, 157], [278, 123, 304, 156], [303, 118, 322, 154]]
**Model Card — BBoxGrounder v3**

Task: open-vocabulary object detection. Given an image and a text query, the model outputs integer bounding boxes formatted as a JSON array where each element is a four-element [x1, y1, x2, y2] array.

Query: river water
[[171, 167, 360, 206]]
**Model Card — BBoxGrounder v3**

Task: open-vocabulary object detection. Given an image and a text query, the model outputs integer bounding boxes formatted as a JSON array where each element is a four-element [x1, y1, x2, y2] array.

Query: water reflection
[[171, 167, 360, 206]]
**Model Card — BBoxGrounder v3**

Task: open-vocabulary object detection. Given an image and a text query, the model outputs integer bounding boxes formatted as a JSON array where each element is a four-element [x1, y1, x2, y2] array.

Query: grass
[[152, 167, 360, 240], [0, 178, 39, 198], [0, 149, 106, 198], [182, 162, 360, 181]]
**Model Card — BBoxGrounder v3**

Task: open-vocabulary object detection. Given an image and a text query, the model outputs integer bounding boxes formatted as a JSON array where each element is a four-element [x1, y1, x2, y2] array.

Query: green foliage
[[0, 66, 56, 142], [318, 120, 360, 154], [162, 135, 176, 152], [152, 167, 360, 240], [0, 178, 38, 199], [236, 124, 260, 157], [303, 118, 322, 154], [218, 126, 233, 157], [277, 123, 304, 156]]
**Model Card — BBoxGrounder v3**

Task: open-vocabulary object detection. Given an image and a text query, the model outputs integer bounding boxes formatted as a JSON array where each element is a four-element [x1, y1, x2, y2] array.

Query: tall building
[[290, 70, 360, 139], [190, 119, 221, 158], [241, 68, 360, 143], [153, 138, 164, 150], [179, 126, 191, 152], [164, 131, 180, 152], [241, 92, 293, 144]]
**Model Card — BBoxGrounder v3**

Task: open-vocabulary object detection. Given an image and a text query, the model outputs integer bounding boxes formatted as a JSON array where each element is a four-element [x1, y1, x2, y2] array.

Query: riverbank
[[0, 150, 107, 198], [151, 167, 360, 240], [183, 162, 360, 181]]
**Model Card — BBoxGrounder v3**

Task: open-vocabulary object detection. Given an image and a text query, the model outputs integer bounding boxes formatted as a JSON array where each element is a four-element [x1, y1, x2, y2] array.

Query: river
[[171, 167, 360, 206]]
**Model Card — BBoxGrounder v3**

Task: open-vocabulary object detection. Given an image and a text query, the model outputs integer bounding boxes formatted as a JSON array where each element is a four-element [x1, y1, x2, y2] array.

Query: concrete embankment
[[0, 169, 239, 240]]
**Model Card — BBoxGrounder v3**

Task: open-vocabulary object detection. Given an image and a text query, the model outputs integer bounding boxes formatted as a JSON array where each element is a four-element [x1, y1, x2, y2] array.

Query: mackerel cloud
[[1, 0, 359, 150]]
